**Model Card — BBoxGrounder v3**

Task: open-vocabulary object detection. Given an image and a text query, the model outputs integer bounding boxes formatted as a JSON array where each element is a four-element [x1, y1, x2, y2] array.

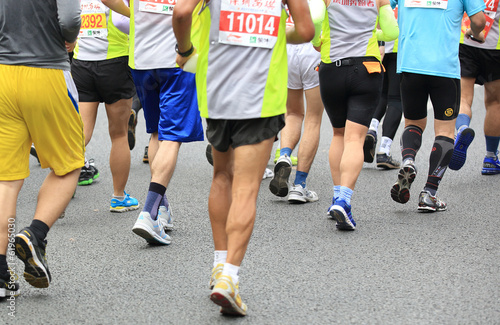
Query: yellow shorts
[[0, 64, 85, 180]]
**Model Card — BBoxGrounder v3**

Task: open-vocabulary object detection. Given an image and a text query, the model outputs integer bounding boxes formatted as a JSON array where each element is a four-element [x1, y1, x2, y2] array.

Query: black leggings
[[373, 53, 402, 139]]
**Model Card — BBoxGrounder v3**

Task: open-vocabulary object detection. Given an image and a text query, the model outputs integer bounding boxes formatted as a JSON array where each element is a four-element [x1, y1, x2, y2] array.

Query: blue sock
[[294, 171, 308, 188], [280, 147, 292, 158], [333, 185, 341, 201], [339, 186, 353, 206], [455, 114, 471, 131], [160, 194, 169, 209], [485, 136, 500, 155], [143, 182, 166, 220]]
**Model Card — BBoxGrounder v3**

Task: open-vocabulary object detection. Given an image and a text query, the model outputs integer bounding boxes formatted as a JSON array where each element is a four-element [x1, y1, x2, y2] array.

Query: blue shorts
[[131, 68, 203, 142]]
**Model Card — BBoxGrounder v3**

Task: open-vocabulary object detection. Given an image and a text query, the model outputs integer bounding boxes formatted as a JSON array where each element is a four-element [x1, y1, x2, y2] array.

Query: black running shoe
[[78, 159, 99, 186], [363, 130, 377, 163], [376, 152, 400, 169], [0, 270, 20, 298], [30, 145, 40, 164], [15, 228, 51, 288], [128, 109, 137, 150]]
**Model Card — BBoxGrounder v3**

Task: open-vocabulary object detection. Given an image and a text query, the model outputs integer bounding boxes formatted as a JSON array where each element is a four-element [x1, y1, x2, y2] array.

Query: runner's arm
[[173, 0, 201, 68], [309, 0, 326, 47], [466, 11, 486, 43], [57, 0, 81, 43], [287, 0, 315, 44], [112, 0, 130, 34], [376, 0, 398, 42], [102, 0, 131, 17]]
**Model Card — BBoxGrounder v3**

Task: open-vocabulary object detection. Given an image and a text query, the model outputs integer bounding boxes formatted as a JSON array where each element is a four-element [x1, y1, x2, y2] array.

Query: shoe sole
[[417, 205, 447, 212], [377, 163, 400, 170], [110, 204, 140, 213], [363, 134, 376, 163], [287, 192, 319, 203], [132, 224, 171, 245], [329, 206, 355, 230], [14, 234, 50, 288], [376, 158, 400, 169], [391, 165, 416, 204], [449, 128, 475, 171], [128, 130, 136, 151], [269, 161, 291, 197], [481, 166, 500, 175], [210, 290, 246, 316]]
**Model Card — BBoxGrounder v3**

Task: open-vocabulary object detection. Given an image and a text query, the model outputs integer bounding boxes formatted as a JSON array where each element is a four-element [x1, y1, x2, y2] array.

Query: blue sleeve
[[464, 0, 486, 17], [390, 0, 398, 9]]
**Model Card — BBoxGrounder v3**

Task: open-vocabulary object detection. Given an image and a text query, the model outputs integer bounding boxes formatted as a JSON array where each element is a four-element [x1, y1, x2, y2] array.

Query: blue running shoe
[[481, 154, 500, 175], [328, 199, 356, 230], [110, 192, 139, 212], [449, 127, 475, 171]]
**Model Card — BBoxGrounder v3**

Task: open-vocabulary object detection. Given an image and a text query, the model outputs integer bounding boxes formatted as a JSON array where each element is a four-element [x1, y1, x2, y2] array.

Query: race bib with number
[[139, 0, 176, 15], [461, 0, 498, 40], [404, 0, 448, 9], [79, 0, 108, 38], [219, 0, 282, 49], [285, 8, 294, 28]]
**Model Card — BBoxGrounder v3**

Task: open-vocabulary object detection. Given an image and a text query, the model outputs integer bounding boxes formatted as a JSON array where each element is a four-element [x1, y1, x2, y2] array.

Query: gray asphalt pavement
[[3, 86, 499, 324]]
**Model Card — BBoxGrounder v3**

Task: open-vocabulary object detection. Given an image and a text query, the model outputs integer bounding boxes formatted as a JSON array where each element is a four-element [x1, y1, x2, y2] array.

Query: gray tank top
[[324, 0, 378, 61]]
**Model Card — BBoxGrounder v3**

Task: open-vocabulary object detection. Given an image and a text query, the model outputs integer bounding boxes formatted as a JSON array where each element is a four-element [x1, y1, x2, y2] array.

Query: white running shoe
[[158, 205, 173, 231], [287, 185, 319, 203], [132, 211, 172, 245], [262, 168, 274, 180]]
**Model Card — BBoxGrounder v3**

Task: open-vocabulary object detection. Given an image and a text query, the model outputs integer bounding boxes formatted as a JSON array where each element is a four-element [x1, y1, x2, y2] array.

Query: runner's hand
[[176, 48, 197, 70], [65, 41, 77, 52], [465, 29, 485, 43]]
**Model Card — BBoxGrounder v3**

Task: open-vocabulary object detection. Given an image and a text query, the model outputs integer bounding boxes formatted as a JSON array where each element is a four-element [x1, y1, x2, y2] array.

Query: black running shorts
[[71, 56, 136, 104], [206, 115, 285, 152], [459, 43, 500, 85]]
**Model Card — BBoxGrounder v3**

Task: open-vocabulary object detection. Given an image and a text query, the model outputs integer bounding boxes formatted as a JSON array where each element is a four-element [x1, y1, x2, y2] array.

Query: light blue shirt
[[391, 0, 485, 79]]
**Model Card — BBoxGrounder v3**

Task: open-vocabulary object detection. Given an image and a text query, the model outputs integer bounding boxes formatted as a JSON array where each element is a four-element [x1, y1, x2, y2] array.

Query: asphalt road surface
[[3, 86, 499, 324]]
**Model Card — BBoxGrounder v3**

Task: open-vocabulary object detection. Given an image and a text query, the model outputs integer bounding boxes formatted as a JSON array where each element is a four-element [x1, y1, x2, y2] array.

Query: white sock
[[84, 158, 90, 168], [222, 263, 240, 284], [213, 250, 227, 268], [369, 118, 379, 132], [379, 137, 393, 155]]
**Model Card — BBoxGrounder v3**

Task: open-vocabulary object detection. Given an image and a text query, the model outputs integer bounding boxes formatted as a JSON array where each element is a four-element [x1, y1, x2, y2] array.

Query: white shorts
[[287, 43, 321, 90]]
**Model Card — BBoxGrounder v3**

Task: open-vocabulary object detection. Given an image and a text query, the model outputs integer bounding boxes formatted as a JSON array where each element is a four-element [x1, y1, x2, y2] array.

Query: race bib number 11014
[[219, 0, 282, 49]]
